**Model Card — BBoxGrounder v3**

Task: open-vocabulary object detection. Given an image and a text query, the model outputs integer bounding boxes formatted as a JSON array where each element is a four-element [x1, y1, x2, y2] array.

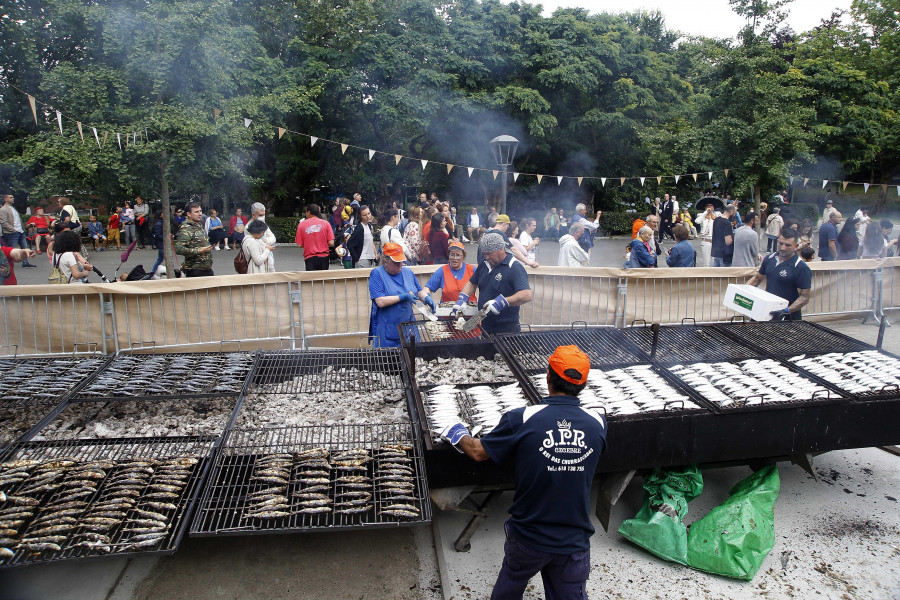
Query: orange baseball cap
[[548, 345, 590, 385], [382, 243, 405, 262], [448, 241, 466, 256]]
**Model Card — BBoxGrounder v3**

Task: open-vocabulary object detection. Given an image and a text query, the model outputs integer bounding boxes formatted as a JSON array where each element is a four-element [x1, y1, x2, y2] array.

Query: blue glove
[[397, 292, 416, 303], [422, 295, 437, 312], [440, 423, 470, 453], [484, 294, 510, 316], [770, 308, 790, 319], [450, 293, 470, 317]]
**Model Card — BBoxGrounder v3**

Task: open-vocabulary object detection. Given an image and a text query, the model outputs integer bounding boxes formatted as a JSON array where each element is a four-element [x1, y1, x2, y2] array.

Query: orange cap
[[382, 243, 405, 262], [548, 345, 590, 385], [448, 240, 466, 256]]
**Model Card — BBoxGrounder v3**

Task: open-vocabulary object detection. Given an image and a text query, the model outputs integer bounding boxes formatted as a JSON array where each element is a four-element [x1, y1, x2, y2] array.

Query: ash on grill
[[531, 366, 702, 417], [667, 359, 834, 409], [424, 383, 528, 439], [75, 353, 253, 400], [32, 398, 237, 440], [235, 390, 407, 428], [414, 354, 516, 387], [791, 351, 900, 396]]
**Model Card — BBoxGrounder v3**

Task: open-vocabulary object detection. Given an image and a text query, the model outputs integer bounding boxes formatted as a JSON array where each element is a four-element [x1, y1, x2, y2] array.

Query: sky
[[515, 0, 855, 37]]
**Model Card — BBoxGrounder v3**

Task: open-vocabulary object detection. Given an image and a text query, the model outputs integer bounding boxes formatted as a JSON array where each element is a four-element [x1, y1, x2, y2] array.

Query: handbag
[[48, 254, 71, 284], [234, 245, 249, 274]]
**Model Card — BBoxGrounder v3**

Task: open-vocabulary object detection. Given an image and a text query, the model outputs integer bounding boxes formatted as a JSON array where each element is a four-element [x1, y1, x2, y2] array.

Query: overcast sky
[[515, 0, 854, 37]]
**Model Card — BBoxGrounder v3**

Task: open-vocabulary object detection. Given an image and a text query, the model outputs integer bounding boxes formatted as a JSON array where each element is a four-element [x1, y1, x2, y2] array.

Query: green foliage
[[599, 212, 638, 236], [264, 216, 301, 243]]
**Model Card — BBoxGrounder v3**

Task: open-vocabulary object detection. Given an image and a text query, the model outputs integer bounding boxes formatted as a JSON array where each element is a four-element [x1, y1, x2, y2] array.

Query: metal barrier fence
[[1, 259, 896, 356]]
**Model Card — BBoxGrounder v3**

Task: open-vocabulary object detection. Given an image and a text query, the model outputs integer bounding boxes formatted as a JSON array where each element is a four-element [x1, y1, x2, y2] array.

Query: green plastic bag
[[686, 465, 780, 581], [617, 466, 704, 565]]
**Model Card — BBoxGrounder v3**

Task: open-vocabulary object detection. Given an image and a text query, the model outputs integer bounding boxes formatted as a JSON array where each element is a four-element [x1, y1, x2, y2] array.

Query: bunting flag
[[674, 175, 680, 184], [843, 181, 849, 191], [467, 167, 474, 177], [537, 174, 544, 184], [421, 159, 428, 170], [897, 186, 900, 197], [822, 180, 829, 189], [692, 174, 698, 182], [117, 133, 122, 150], [394, 154, 402, 165], [600, 177, 606, 187], [513, 172, 520, 182], [577, 177, 583, 186], [446, 164, 453, 174], [28, 95, 38, 124], [125, 133, 129, 148], [311, 136, 318, 147], [725, 169, 730, 177], [341, 143, 348, 154], [144, 129, 149, 142], [102, 131, 109, 147], [213, 108, 222, 119], [557, 176, 563, 185], [803, 178, 809, 186], [493, 170, 499, 180], [620, 177, 625, 186], [656, 176, 661, 185], [133, 132, 137, 145], [244, 118, 252, 128], [864, 183, 870, 193], [707, 172, 713, 180], [277, 127, 286, 139], [77, 122, 84, 143], [639, 177, 645, 186], [92, 127, 100, 148], [789, 176, 794, 185], [56, 111, 63, 134], [368, 149, 376, 160]]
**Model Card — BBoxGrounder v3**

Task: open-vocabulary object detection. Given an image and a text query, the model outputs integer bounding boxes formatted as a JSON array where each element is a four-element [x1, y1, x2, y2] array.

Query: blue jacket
[[629, 238, 657, 268], [666, 240, 696, 267], [466, 212, 484, 228]]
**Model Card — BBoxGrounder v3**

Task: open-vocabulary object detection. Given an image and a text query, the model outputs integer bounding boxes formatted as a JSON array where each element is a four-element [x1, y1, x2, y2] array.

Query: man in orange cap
[[368, 242, 436, 347], [422, 240, 476, 303], [442, 345, 607, 599]]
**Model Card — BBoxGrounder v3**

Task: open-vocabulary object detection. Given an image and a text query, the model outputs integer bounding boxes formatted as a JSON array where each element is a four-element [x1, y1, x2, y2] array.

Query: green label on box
[[734, 293, 754, 310]]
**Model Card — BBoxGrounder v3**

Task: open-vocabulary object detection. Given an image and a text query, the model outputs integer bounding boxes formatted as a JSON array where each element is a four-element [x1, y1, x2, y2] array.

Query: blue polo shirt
[[759, 252, 811, 306], [819, 221, 838, 261], [468, 253, 531, 334], [481, 395, 607, 554]]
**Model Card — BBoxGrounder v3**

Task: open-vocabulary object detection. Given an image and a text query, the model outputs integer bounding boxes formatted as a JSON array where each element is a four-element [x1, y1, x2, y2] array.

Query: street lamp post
[[490, 135, 519, 215]]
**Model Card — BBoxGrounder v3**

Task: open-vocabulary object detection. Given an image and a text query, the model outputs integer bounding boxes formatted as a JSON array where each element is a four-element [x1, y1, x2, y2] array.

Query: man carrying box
[[746, 228, 811, 321]]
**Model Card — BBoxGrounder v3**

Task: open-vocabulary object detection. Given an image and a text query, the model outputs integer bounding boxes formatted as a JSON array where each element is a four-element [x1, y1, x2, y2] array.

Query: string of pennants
[[788, 175, 900, 197]]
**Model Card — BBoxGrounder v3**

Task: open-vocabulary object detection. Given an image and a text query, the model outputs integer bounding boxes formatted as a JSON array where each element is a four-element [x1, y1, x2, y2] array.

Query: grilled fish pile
[[791, 351, 900, 395], [0, 357, 106, 405], [667, 359, 832, 408], [424, 383, 528, 439], [0, 454, 199, 563], [531, 366, 701, 416], [414, 355, 516, 387], [423, 385, 466, 440], [76, 353, 253, 398]]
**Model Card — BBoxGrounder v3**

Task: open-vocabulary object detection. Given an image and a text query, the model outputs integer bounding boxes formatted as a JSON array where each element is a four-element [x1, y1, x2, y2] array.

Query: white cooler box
[[723, 284, 789, 321]]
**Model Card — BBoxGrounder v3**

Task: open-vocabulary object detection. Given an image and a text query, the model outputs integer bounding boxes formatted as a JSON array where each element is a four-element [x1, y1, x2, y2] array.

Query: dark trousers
[[136, 219, 150, 246], [184, 268, 214, 277], [660, 219, 674, 240], [2, 231, 32, 265], [304, 255, 330, 271], [492, 528, 590, 600]]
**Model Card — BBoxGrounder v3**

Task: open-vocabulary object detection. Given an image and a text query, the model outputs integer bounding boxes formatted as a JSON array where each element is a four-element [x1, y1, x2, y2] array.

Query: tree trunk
[[160, 150, 176, 277]]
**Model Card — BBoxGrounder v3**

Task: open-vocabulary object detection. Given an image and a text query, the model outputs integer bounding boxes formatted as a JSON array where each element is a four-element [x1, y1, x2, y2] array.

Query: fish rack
[[492, 326, 647, 371], [786, 350, 900, 402], [619, 323, 763, 364], [713, 321, 876, 358], [189, 423, 430, 536], [0, 435, 217, 569], [69, 352, 257, 402], [398, 320, 486, 348], [248, 349, 406, 394]]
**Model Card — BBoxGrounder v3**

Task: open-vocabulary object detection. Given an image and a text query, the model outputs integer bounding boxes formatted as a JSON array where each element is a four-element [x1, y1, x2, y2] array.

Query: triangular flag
[[707, 172, 713, 180], [133, 132, 137, 145], [842, 181, 849, 191], [640, 177, 645, 186], [513, 173, 520, 182], [446, 164, 453, 174], [467, 167, 474, 177], [368, 149, 375, 160], [725, 169, 730, 177], [56, 111, 63, 134], [144, 129, 149, 142], [803, 178, 809, 186], [27, 95, 38, 124], [493, 171, 499, 180], [600, 178, 606, 187], [125, 133, 129, 148], [341, 144, 348, 154], [277, 127, 286, 139], [92, 127, 100, 148], [77, 122, 84, 142], [620, 178, 625, 186], [311, 136, 318, 147], [674, 175, 680, 184], [557, 176, 563, 185], [117, 133, 122, 150], [789, 176, 794, 185], [656, 176, 661, 185], [896, 185, 900, 197], [864, 183, 870, 193], [537, 175, 543, 184], [242, 118, 251, 128], [214, 108, 222, 119], [692, 173, 698, 182], [102, 131, 108, 147], [421, 159, 428, 170], [394, 154, 402, 165], [822, 180, 828, 189], [577, 177, 583, 186]]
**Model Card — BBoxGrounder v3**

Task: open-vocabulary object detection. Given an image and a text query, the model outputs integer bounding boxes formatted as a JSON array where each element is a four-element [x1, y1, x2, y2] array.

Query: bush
[[265, 216, 302, 242], [779, 202, 819, 224], [599, 212, 639, 236]]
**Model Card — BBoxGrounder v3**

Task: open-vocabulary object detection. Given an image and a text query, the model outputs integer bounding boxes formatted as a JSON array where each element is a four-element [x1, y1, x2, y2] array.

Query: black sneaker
[[22, 262, 37, 268]]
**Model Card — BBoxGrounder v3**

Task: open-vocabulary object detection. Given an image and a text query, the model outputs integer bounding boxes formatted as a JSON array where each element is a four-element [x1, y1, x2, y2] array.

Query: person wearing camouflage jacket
[[174, 201, 213, 276]]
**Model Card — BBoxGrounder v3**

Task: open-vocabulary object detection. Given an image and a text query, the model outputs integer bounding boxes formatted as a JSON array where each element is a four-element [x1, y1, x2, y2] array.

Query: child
[[800, 246, 815, 262], [623, 243, 633, 268], [107, 207, 121, 249], [88, 215, 107, 251]]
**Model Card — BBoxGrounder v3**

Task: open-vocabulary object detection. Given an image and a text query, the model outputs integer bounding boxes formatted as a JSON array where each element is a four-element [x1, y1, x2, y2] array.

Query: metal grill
[[789, 350, 900, 401], [1, 400, 69, 451], [620, 324, 762, 363], [0, 356, 109, 407], [71, 352, 256, 402], [714, 322, 875, 357], [189, 423, 430, 536], [249, 350, 405, 394], [398, 320, 485, 346], [0, 435, 216, 568], [493, 327, 647, 371]]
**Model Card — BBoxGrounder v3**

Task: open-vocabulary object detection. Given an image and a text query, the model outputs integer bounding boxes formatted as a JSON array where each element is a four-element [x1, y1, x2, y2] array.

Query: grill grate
[[0, 357, 109, 407], [418, 382, 536, 442], [0, 435, 216, 568], [399, 320, 485, 346], [789, 350, 900, 401], [714, 322, 875, 357], [620, 325, 762, 363], [494, 327, 647, 371], [190, 424, 430, 536], [71, 353, 256, 402], [250, 350, 405, 394]]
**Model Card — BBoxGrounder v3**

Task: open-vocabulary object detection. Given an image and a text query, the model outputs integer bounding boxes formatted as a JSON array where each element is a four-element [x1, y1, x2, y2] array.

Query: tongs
[[414, 300, 438, 322]]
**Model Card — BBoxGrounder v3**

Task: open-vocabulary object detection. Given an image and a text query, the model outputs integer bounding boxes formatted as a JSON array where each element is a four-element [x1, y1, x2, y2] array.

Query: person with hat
[[368, 242, 436, 347], [451, 232, 533, 334], [475, 214, 534, 267], [440, 345, 607, 599], [822, 198, 836, 225], [422, 240, 476, 303]]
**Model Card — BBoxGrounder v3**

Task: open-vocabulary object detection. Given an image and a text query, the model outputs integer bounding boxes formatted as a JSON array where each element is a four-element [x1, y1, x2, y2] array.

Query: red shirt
[[294, 216, 335, 258], [108, 214, 120, 229], [2, 247, 16, 285]]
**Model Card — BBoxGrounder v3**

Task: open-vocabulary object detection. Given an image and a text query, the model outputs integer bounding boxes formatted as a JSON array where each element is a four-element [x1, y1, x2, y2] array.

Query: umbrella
[[694, 196, 725, 212], [114, 239, 138, 278]]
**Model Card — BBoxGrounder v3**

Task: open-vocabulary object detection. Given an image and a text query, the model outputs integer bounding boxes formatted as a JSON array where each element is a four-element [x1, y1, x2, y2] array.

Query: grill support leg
[[790, 453, 818, 482], [595, 469, 636, 532], [452, 491, 504, 552]]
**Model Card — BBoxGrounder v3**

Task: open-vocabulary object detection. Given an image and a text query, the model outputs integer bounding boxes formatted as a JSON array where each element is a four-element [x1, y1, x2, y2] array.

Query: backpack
[[47, 254, 70, 284], [234, 246, 248, 274]]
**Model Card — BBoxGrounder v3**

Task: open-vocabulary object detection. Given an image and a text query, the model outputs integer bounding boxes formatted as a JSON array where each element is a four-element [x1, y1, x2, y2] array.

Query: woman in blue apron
[[368, 242, 435, 347]]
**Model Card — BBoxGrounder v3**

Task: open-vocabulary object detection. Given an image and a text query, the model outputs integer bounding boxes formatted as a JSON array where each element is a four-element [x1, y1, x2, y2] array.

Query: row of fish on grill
[[76, 353, 254, 398], [425, 383, 528, 438], [0, 358, 107, 405], [241, 444, 420, 522], [531, 366, 702, 416], [0, 454, 198, 561], [667, 359, 833, 408], [790, 351, 900, 395]]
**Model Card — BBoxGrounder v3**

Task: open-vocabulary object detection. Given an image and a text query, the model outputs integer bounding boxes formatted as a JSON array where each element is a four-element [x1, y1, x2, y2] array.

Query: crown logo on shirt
[[557, 419, 571, 430]]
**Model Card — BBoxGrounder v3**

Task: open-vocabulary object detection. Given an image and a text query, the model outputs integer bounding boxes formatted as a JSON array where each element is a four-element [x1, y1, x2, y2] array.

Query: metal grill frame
[[69, 352, 258, 403], [713, 321, 877, 358], [0, 435, 217, 569], [398, 319, 488, 348], [248, 349, 407, 395], [619, 323, 765, 364], [786, 349, 900, 402], [0, 356, 112, 407], [493, 325, 648, 371], [189, 423, 430, 537]]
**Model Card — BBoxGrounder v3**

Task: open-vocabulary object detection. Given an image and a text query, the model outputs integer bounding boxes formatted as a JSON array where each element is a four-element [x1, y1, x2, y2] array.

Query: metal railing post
[[289, 281, 306, 350], [614, 277, 627, 329]]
